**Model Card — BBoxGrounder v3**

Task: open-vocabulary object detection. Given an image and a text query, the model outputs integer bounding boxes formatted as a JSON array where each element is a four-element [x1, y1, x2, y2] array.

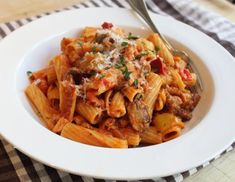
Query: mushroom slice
[[127, 100, 151, 132]]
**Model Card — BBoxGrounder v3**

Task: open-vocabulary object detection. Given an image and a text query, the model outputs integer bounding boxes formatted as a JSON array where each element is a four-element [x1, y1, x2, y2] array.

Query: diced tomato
[[179, 68, 193, 81], [102, 22, 113, 29], [150, 56, 167, 75]]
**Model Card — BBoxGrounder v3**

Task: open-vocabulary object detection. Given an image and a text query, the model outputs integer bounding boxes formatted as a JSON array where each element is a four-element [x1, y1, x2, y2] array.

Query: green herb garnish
[[77, 41, 83, 47], [155, 46, 160, 52], [114, 56, 132, 80], [115, 62, 123, 69], [121, 41, 128, 46], [134, 79, 138, 88], [135, 52, 148, 59], [135, 93, 143, 100], [122, 66, 132, 80], [92, 46, 97, 52], [127, 32, 139, 40], [99, 74, 106, 79], [120, 56, 125, 64], [115, 56, 125, 69]]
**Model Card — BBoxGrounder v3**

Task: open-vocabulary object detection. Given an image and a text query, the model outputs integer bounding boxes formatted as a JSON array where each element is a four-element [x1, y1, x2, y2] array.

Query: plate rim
[[0, 7, 235, 180]]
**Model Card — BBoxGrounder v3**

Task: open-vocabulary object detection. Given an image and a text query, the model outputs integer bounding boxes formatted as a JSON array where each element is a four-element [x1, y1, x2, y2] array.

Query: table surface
[[1, 0, 235, 181]]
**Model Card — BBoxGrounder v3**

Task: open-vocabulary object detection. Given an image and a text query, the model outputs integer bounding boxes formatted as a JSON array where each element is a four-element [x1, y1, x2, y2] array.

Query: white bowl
[[0, 8, 235, 180]]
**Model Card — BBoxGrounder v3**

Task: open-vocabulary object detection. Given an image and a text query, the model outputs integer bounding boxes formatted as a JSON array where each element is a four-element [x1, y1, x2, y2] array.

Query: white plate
[[0, 8, 235, 180]]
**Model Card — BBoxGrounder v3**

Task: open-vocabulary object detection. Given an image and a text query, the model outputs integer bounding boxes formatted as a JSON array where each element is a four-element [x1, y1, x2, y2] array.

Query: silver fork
[[128, 0, 203, 91]]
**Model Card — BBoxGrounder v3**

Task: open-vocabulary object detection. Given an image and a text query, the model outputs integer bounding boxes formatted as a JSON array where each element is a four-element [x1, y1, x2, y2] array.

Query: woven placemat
[[0, 0, 235, 181]]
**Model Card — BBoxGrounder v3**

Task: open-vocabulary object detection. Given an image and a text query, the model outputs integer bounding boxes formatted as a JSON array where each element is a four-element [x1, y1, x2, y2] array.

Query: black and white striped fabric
[[1, 0, 235, 181]]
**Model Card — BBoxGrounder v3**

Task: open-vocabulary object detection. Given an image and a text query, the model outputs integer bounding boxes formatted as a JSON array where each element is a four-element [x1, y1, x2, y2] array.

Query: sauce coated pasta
[[25, 22, 200, 148]]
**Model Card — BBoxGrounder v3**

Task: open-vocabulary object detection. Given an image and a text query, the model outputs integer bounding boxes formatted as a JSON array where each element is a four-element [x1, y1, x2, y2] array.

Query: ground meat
[[165, 94, 182, 113], [175, 108, 192, 121], [164, 86, 200, 121], [182, 93, 201, 111], [166, 86, 191, 103]]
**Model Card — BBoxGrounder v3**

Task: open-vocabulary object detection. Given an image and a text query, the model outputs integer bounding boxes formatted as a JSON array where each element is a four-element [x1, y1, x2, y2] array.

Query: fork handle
[[128, 0, 173, 51]]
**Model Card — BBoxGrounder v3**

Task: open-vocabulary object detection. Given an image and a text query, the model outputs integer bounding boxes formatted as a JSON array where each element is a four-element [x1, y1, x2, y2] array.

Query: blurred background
[[0, 0, 234, 23]]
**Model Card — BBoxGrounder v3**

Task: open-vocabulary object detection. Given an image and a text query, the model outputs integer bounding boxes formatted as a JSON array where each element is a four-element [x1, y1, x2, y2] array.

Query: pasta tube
[[53, 55, 70, 83], [143, 73, 162, 116], [73, 115, 93, 129], [73, 115, 86, 125], [122, 86, 143, 102], [100, 119, 140, 146], [81, 27, 97, 41], [170, 69, 186, 90], [61, 38, 76, 53], [153, 113, 184, 142], [52, 117, 69, 133], [108, 92, 126, 118], [118, 128, 140, 147], [25, 83, 59, 130], [47, 85, 59, 100], [155, 89, 166, 111], [76, 100, 102, 124], [60, 80, 76, 121], [140, 127, 162, 144], [162, 126, 182, 142], [148, 33, 174, 66], [46, 65, 57, 83], [29, 65, 54, 81], [61, 123, 128, 148]]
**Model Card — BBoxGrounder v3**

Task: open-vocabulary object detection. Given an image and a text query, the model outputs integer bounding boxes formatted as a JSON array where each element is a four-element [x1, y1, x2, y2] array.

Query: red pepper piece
[[150, 56, 167, 75], [179, 68, 193, 81], [102, 22, 113, 29]]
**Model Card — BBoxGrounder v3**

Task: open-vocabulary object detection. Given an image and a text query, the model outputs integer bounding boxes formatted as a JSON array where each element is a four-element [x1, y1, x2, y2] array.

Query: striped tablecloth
[[1, 0, 235, 181]]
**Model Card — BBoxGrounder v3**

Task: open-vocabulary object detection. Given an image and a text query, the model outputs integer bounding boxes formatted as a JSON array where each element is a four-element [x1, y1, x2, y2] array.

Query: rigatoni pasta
[[76, 99, 102, 124], [61, 123, 128, 148], [25, 22, 200, 148], [143, 72, 162, 116], [107, 91, 126, 118], [25, 83, 59, 130]]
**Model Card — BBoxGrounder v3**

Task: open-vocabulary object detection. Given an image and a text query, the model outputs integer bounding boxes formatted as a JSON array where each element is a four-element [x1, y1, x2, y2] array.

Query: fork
[[128, 0, 203, 91]]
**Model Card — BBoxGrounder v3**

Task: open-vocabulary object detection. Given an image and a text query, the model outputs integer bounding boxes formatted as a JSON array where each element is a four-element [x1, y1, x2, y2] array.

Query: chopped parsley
[[121, 41, 128, 46], [140, 52, 148, 56], [135, 93, 143, 100], [77, 42, 83, 47], [122, 67, 132, 80], [127, 32, 139, 40], [135, 52, 148, 59], [92, 46, 97, 52], [99, 74, 106, 79], [115, 62, 124, 69], [114, 56, 132, 80], [134, 79, 138, 88], [115, 56, 125, 69], [119, 55, 125, 64], [155, 46, 160, 52]]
